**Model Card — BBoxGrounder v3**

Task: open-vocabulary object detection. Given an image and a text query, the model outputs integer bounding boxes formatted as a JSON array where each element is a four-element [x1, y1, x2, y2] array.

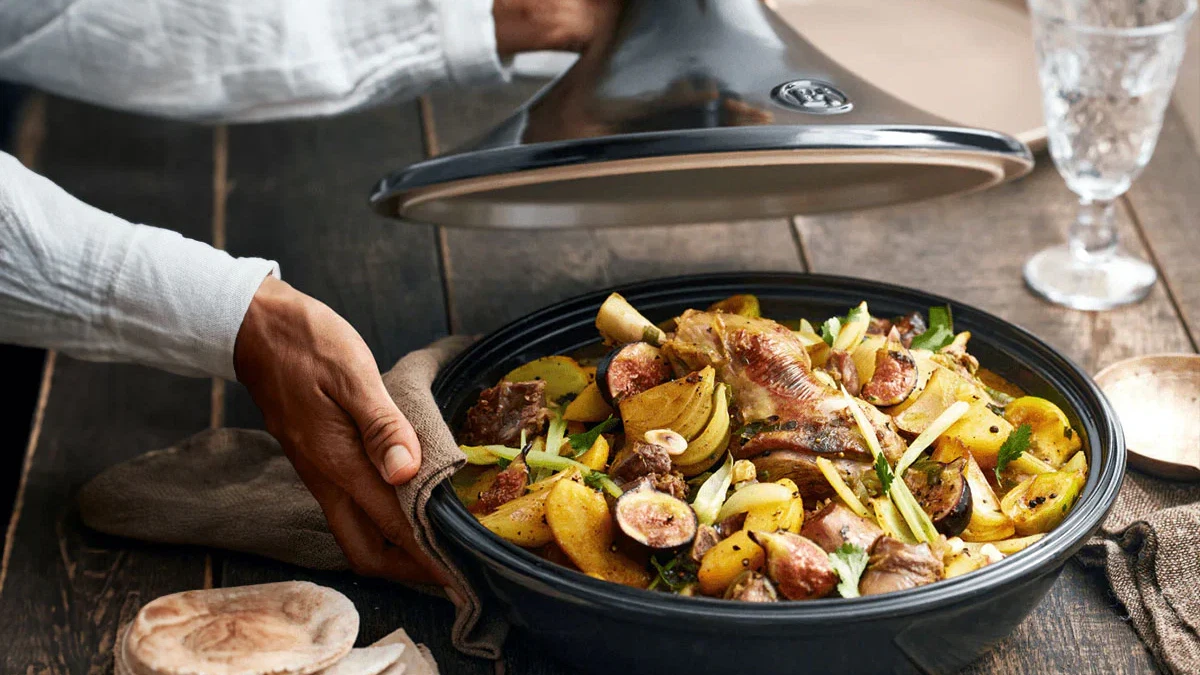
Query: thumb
[[344, 377, 423, 485]]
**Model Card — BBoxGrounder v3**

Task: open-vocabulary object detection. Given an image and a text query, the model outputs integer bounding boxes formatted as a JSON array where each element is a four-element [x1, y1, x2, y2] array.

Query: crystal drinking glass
[[1025, 0, 1196, 310]]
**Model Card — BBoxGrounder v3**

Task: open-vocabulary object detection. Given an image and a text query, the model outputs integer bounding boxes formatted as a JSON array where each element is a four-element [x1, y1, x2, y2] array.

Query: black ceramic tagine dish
[[428, 273, 1124, 675]]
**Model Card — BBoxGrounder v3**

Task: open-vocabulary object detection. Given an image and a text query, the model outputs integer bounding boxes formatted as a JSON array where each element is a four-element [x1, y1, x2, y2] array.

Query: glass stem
[[1069, 198, 1119, 262]]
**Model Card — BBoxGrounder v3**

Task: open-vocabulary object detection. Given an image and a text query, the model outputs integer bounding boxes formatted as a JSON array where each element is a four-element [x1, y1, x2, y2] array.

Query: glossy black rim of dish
[[429, 272, 1124, 625], [368, 124, 1033, 213]]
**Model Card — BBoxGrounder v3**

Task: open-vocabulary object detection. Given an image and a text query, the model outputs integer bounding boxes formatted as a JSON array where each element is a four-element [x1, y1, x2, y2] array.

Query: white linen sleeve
[[0, 0, 508, 123], [0, 151, 278, 380]]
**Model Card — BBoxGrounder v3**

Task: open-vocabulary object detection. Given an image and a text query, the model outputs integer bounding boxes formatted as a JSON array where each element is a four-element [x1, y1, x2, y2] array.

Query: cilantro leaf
[[828, 542, 869, 598], [874, 452, 895, 494], [995, 424, 1033, 481], [583, 470, 609, 491], [910, 305, 955, 351], [820, 317, 842, 347], [568, 416, 619, 456]]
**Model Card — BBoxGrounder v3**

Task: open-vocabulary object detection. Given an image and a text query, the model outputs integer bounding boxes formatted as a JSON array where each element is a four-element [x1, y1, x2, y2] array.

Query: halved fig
[[861, 327, 918, 406], [903, 457, 972, 537], [723, 571, 778, 602], [614, 487, 698, 549], [748, 530, 837, 600], [597, 342, 673, 403]]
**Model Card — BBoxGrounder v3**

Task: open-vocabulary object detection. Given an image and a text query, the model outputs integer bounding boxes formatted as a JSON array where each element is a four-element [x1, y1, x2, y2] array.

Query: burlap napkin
[[78, 336, 509, 659], [1078, 472, 1200, 675]]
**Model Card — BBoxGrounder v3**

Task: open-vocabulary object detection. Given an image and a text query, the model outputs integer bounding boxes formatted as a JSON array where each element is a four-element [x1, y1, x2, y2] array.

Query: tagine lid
[[370, 0, 1033, 229]]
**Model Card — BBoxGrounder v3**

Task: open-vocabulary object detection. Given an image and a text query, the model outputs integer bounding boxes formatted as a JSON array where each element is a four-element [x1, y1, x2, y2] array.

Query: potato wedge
[[478, 486, 558, 547], [744, 479, 803, 533], [545, 480, 651, 588], [936, 401, 1013, 473], [1004, 397, 1082, 468], [893, 366, 986, 434], [851, 334, 887, 384], [944, 547, 989, 579], [576, 434, 611, 472], [698, 530, 765, 596], [504, 355, 591, 404], [673, 383, 731, 473], [563, 382, 614, 422]]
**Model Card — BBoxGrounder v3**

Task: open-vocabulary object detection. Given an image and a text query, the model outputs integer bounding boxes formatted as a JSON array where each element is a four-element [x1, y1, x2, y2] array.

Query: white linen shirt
[[0, 0, 508, 380]]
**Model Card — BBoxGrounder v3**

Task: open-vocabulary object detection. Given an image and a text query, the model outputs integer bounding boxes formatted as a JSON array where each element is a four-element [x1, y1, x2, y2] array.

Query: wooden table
[[1, 80, 1196, 674]]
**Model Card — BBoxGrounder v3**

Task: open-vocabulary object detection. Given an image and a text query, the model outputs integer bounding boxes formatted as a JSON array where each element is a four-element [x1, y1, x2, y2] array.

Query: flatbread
[[115, 621, 136, 675], [312, 645, 405, 675], [124, 581, 358, 675], [372, 629, 436, 675]]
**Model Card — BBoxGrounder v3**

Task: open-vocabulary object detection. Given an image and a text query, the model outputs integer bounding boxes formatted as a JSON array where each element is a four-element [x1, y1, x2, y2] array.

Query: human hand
[[493, 0, 623, 56], [234, 276, 443, 584]]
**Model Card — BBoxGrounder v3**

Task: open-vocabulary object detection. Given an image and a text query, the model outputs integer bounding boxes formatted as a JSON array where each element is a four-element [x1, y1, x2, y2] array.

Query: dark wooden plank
[[796, 157, 1185, 674], [0, 96, 214, 672], [1124, 108, 1200, 349], [216, 102, 480, 669]]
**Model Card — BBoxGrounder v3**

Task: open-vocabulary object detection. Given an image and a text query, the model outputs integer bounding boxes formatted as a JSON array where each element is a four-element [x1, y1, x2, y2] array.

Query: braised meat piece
[[750, 450, 872, 501], [724, 571, 779, 602], [473, 455, 529, 514], [689, 524, 722, 564], [652, 471, 689, 500], [801, 502, 884, 553], [460, 381, 550, 447], [822, 349, 861, 397], [858, 536, 944, 596], [867, 312, 927, 348], [610, 441, 673, 483]]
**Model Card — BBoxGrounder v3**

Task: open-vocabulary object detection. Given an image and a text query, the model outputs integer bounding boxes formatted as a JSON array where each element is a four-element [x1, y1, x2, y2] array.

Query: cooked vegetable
[[749, 530, 838, 601], [597, 342, 673, 403], [615, 487, 698, 549], [645, 428, 689, 456], [673, 383, 731, 475], [596, 293, 665, 346], [723, 571, 778, 602], [563, 383, 614, 422], [936, 401, 1014, 474], [909, 305, 954, 352], [567, 416, 619, 458], [827, 542, 870, 598], [1004, 397, 1082, 467], [619, 367, 716, 445], [698, 530, 765, 596], [692, 454, 735, 525], [545, 479, 651, 587], [708, 294, 762, 318], [454, 293, 1088, 602], [903, 458, 972, 537], [478, 468, 582, 547], [815, 456, 871, 519], [715, 482, 793, 523], [861, 328, 918, 406], [1000, 470, 1085, 535], [995, 423, 1033, 481], [503, 356, 591, 404]]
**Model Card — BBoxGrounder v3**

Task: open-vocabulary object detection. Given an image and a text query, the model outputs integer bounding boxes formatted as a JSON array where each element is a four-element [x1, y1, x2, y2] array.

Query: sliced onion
[[715, 482, 793, 523]]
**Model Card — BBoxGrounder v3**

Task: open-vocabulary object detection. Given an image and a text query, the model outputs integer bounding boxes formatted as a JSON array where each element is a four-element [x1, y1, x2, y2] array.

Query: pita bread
[[372, 629, 436, 675], [125, 581, 357, 675], [116, 621, 136, 675], [312, 645, 405, 675]]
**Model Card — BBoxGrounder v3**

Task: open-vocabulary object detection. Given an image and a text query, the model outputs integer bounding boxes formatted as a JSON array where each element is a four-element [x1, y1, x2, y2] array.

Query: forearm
[[0, 0, 506, 123], [0, 151, 276, 379]]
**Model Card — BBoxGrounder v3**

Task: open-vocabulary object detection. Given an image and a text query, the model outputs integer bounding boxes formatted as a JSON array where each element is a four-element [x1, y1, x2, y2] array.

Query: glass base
[[1024, 244, 1157, 311]]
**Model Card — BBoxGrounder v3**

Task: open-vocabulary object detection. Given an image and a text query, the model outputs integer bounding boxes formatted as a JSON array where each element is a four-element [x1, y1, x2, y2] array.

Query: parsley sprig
[[910, 305, 955, 351], [995, 423, 1033, 481], [874, 452, 895, 494], [828, 542, 869, 598], [567, 416, 619, 457]]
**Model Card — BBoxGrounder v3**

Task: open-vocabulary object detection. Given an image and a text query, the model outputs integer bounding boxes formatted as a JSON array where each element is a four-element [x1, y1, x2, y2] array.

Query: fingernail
[[384, 444, 415, 479]]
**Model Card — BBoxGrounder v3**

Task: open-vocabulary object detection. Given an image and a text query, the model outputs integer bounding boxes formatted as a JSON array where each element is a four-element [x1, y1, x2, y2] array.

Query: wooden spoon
[[1094, 354, 1200, 481]]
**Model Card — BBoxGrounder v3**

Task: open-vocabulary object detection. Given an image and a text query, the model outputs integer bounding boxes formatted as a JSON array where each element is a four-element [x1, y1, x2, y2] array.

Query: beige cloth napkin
[[1078, 472, 1200, 675], [79, 336, 508, 659]]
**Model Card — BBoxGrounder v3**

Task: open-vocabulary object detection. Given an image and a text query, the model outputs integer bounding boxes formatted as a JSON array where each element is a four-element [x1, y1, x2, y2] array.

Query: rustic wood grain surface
[[2, 72, 1196, 673]]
